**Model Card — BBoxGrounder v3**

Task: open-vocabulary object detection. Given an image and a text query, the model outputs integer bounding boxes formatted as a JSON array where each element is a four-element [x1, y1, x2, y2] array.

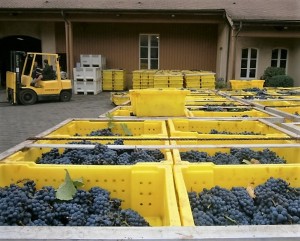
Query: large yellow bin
[[0, 164, 181, 226], [129, 88, 190, 117], [174, 164, 300, 226]]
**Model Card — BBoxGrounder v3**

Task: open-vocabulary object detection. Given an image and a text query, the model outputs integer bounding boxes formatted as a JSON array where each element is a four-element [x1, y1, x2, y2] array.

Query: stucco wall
[[216, 23, 230, 82], [0, 21, 56, 53], [235, 37, 300, 86], [288, 40, 300, 87]]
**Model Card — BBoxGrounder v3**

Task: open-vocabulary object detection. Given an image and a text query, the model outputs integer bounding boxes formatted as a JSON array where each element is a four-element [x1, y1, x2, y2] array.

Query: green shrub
[[267, 75, 294, 87], [261, 67, 285, 86], [215, 79, 227, 89]]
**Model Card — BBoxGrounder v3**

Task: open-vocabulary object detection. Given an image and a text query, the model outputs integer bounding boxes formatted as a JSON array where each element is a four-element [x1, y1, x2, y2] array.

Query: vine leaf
[[242, 159, 260, 165], [242, 159, 252, 165], [250, 158, 260, 164], [56, 170, 83, 200], [73, 177, 84, 188], [246, 185, 256, 199], [120, 123, 133, 136], [105, 112, 115, 129]]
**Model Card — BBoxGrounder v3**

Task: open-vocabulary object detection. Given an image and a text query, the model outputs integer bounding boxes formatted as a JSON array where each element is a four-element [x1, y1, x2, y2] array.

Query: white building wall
[[235, 37, 300, 86], [288, 40, 300, 87]]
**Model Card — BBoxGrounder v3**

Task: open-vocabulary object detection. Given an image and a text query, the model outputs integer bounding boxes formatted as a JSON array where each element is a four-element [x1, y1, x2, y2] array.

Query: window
[[240, 48, 258, 79], [271, 48, 288, 69], [139, 34, 159, 69]]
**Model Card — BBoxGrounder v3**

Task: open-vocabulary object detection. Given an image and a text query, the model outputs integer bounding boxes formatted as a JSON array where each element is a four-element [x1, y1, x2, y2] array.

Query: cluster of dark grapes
[[203, 106, 249, 112], [74, 128, 116, 136], [189, 177, 300, 226], [0, 180, 149, 226], [36, 140, 164, 165], [205, 103, 235, 107], [243, 87, 262, 92], [180, 148, 286, 165], [209, 129, 261, 135], [242, 91, 285, 100]]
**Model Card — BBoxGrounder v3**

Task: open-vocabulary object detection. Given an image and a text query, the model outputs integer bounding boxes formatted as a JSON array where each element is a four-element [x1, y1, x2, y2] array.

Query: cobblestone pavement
[[0, 89, 114, 153]]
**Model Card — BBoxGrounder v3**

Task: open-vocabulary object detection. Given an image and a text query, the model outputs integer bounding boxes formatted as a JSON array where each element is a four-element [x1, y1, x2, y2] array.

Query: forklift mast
[[10, 51, 26, 85]]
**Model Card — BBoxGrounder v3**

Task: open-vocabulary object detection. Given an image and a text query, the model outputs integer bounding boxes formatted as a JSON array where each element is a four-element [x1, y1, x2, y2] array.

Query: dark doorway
[[0, 35, 41, 88]]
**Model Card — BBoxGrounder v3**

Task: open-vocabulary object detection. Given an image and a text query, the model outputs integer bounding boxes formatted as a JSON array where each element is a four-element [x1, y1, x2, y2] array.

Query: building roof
[[0, 0, 299, 22]]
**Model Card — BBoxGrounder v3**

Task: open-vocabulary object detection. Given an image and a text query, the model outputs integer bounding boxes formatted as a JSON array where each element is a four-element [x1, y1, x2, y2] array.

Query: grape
[[209, 129, 261, 135], [189, 186, 251, 226], [202, 106, 250, 112], [0, 180, 150, 227], [36, 140, 164, 165], [180, 150, 211, 163], [88, 128, 117, 136], [189, 177, 300, 226], [180, 148, 286, 165]]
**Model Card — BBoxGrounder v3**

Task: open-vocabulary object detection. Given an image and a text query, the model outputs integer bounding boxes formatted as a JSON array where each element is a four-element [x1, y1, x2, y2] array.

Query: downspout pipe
[[61, 10, 73, 80], [232, 21, 243, 80], [224, 12, 233, 84]]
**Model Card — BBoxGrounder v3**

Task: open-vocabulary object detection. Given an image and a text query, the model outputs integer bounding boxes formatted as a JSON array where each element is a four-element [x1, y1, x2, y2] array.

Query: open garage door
[[0, 35, 41, 88]]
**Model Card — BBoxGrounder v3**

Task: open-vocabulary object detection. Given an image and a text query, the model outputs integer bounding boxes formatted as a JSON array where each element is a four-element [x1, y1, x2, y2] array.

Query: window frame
[[139, 34, 160, 70], [240, 47, 259, 80], [271, 48, 288, 72]]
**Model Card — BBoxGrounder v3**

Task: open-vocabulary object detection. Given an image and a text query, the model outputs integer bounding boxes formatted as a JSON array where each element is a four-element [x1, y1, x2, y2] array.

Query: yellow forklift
[[6, 52, 72, 105]]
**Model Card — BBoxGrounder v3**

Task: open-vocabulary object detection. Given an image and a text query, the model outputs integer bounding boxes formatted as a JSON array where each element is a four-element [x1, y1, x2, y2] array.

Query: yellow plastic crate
[[185, 76, 201, 82], [129, 89, 190, 117], [188, 107, 273, 118], [153, 83, 169, 88], [102, 86, 113, 91], [168, 119, 289, 138], [172, 141, 300, 165], [185, 101, 247, 106], [107, 106, 134, 116], [273, 106, 300, 114], [132, 70, 144, 79], [186, 95, 227, 101], [170, 138, 295, 147], [2, 139, 173, 165], [111, 92, 130, 105], [140, 84, 151, 89], [113, 84, 125, 91], [132, 78, 141, 83], [220, 90, 254, 96], [201, 77, 215, 81], [186, 85, 201, 89], [107, 106, 191, 118], [174, 164, 300, 226], [102, 80, 113, 90], [201, 84, 215, 89], [103, 69, 125, 79], [0, 164, 180, 226], [43, 119, 168, 138], [230, 80, 252, 90], [169, 84, 183, 88], [253, 100, 300, 107], [132, 84, 141, 89], [251, 80, 265, 88]]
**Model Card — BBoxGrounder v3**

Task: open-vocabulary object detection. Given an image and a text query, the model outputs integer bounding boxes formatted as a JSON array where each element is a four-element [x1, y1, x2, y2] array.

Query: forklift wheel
[[59, 90, 72, 102], [19, 89, 37, 105]]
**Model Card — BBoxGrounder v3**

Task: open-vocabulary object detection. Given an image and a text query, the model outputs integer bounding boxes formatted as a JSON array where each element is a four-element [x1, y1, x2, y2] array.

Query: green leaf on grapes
[[56, 169, 77, 201], [242, 159, 252, 165], [120, 123, 133, 136], [73, 177, 84, 188], [105, 112, 115, 129]]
